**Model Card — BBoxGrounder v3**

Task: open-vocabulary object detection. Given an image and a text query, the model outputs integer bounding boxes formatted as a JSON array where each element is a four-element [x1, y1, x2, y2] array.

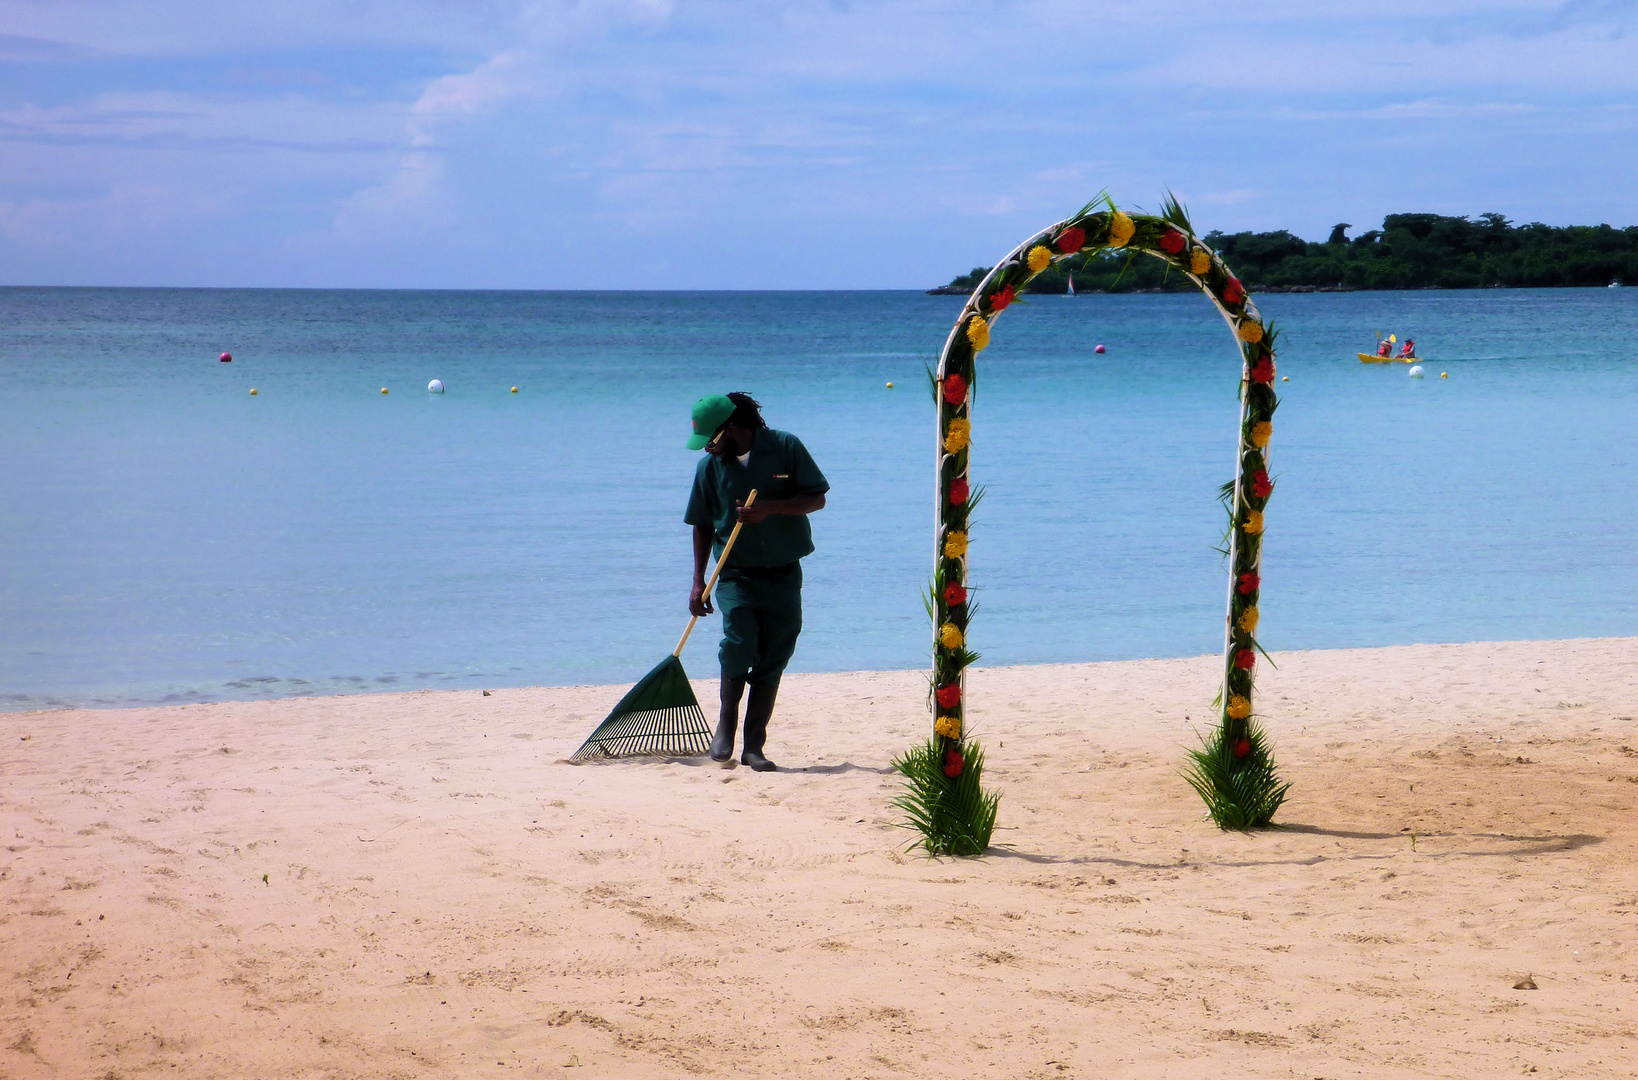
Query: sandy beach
[[3, 637, 1635, 1079]]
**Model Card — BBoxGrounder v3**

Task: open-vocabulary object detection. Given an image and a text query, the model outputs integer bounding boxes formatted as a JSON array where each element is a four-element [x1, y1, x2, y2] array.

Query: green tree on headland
[[933, 213, 1638, 293]]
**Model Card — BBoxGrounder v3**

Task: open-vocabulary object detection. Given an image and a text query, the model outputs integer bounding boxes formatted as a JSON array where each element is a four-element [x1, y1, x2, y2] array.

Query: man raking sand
[[684, 393, 828, 771]]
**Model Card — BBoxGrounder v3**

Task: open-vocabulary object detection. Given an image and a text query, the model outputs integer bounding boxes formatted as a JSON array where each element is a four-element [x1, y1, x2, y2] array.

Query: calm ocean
[[3, 287, 1635, 710]]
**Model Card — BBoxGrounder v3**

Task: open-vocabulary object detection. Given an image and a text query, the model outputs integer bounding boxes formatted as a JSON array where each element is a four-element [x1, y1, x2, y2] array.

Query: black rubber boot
[[740, 679, 779, 772], [711, 677, 745, 762]]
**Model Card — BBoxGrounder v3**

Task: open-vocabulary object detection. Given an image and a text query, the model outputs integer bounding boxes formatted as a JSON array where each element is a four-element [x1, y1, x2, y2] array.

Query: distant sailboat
[[1067, 272, 1075, 296]]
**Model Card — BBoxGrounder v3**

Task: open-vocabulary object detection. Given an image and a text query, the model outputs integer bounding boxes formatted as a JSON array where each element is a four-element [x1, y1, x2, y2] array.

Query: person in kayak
[[684, 392, 829, 772], [1377, 339, 1393, 357], [1398, 339, 1417, 358]]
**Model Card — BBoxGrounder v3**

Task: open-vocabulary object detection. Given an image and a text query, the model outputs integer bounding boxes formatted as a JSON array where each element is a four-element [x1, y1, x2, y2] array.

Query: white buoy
[[428, 379, 444, 394], [1408, 365, 1425, 378]]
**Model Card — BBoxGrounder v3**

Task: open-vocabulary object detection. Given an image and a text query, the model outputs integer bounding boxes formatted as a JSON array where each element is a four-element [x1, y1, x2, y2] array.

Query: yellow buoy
[[1440, 372, 1448, 379], [510, 386, 518, 393], [249, 388, 258, 395], [1281, 376, 1289, 382], [885, 381, 894, 389], [380, 387, 388, 394]]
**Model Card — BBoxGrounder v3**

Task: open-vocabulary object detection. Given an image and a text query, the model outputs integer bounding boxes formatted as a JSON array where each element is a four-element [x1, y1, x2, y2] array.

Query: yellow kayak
[[1358, 352, 1420, 364]]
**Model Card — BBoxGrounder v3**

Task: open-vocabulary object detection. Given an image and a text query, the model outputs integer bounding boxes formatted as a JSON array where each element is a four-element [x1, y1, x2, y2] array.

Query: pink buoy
[[1094, 344, 1106, 354], [219, 352, 232, 362]]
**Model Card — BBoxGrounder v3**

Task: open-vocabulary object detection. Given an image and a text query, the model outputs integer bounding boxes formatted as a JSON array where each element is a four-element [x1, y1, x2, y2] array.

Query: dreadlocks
[[725, 392, 766, 430]]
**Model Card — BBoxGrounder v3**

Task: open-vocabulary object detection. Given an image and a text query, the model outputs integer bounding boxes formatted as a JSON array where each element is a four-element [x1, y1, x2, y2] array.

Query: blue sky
[[2, 1, 1635, 288]]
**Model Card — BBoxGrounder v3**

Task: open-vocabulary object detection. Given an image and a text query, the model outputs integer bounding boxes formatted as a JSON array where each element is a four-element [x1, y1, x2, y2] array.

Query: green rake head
[[568, 654, 713, 761]]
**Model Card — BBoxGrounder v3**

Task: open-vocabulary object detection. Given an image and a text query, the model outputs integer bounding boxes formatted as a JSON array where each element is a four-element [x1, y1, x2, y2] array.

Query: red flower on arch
[[1237, 572, 1260, 595], [942, 374, 968, 404], [943, 748, 965, 777], [936, 683, 962, 709], [943, 581, 967, 607], [1232, 738, 1252, 759], [1159, 229, 1186, 254], [1252, 469, 1273, 499], [1234, 648, 1256, 670], [1223, 278, 1247, 305], [948, 477, 969, 505], [1251, 356, 1275, 384], [988, 284, 1016, 313], [1055, 227, 1086, 254]]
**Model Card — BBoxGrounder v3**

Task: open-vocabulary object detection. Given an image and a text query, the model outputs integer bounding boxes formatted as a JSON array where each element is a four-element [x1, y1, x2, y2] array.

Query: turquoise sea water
[[2, 286, 1635, 710]]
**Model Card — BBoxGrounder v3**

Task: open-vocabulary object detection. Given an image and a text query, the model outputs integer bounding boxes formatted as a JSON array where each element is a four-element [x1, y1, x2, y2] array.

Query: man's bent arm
[[735, 493, 825, 523], [775, 494, 826, 515]]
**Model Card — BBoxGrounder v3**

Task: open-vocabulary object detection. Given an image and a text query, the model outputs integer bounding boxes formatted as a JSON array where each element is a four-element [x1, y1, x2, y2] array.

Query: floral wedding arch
[[894, 196, 1288, 854]]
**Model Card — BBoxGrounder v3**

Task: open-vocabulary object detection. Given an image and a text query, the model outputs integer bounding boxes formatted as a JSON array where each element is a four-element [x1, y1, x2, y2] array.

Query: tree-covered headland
[[933, 213, 1638, 294]]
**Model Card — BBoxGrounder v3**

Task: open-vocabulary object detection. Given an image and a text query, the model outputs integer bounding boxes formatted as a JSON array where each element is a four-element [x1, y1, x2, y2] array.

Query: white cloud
[[413, 51, 534, 117], [328, 148, 444, 239]]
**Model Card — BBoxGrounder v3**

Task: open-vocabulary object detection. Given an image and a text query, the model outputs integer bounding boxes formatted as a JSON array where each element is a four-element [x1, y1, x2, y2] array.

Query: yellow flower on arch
[[1238, 319, 1264, 344], [934, 714, 962, 740], [1190, 249, 1212, 275], [1108, 210, 1135, 248], [966, 316, 990, 352], [1250, 421, 1273, 448], [1238, 607, 1259, 635], [1242, 510, 1264, 535], [1226, 695, 1251, 720], [943, 530, 968, 558], [943, 417, 971, 453], [1026, 245, 1053, 273], [939, 622, 964, 650]]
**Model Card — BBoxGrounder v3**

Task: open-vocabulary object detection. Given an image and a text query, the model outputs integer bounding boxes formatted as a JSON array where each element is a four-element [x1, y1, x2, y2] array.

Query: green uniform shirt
[[684, 427, 829, 568]]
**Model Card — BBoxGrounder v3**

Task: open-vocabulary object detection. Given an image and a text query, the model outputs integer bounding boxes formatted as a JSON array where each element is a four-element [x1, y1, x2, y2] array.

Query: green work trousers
[[716, 563, 803, 687]]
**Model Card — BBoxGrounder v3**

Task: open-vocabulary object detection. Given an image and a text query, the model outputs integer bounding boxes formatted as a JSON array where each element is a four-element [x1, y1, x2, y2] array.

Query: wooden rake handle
[[674, 489, 757, 657]]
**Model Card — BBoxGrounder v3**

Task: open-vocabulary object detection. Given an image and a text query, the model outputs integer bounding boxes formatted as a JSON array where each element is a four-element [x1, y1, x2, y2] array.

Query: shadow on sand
[[558, 755, 894, 775], [977, 826, 1602, 870]]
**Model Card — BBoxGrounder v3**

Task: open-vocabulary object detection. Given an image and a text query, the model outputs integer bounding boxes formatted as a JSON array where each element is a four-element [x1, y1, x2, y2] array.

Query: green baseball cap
[[686, 394, 735, 450]]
